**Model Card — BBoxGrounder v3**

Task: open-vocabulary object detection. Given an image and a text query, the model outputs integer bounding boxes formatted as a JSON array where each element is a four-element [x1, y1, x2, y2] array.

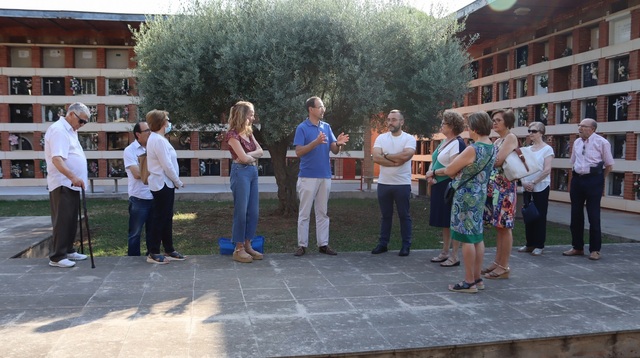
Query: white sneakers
[[49, 259, 76, 268], [67, 252, 88, 261], [49, 252, 88, 268]]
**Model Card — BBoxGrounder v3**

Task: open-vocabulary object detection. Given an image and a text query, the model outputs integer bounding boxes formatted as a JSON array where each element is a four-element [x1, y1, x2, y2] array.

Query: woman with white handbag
[[482, 109, 518, 279], [518, 122, 554, 256]]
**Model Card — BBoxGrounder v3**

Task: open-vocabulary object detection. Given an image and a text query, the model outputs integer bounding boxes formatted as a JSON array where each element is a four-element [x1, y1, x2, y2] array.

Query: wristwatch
[[383, 152, 389, 160]]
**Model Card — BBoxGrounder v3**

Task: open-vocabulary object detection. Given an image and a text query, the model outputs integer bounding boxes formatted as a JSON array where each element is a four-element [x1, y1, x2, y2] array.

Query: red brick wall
[[0, 104, 8, 123], [629, 50, 638, 80], [632, 9, 640, 39], [0, 46, 7, 67], [30, 46, 41, 68], [573, 27, 590, 54], [31, 77, 41, 96], [0, 76, 7, 96], [598, 20, 609, 48], [96, 77, 105, 96], [549, 35, 567, 60], [97, 104, 106, 123], [32, 104, 42, 123], [96, 48, 106, 68], [64, 47, 74, 68], [625, 132, 637, 161]]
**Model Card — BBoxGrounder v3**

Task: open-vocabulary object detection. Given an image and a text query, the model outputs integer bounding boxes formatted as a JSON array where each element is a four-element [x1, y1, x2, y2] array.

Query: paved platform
[[1, 244, 640, 357], [1, 183, 640, 357]]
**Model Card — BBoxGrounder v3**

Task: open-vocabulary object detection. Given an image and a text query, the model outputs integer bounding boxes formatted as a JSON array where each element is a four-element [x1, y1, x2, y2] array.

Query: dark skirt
[[429, 178, 453, 228]]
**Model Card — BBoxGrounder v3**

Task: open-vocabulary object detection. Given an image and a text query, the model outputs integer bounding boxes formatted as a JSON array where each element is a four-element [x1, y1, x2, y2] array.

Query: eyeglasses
[[74, 112, 88, 125], [142, 129, 151, 133], [528, 130, 539, 134], [315, 106, 325, 109], [578, 124, 593, 128]]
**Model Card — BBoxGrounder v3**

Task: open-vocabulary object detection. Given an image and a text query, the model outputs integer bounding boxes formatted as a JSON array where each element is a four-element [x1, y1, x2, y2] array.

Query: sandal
[[484, 263, 510, 279], [440, 257, 460, 267], [475, 278, 485, 290], [430, 252, 449, 263], [448, 281, 478, 293], [481, 261, 498, 274]]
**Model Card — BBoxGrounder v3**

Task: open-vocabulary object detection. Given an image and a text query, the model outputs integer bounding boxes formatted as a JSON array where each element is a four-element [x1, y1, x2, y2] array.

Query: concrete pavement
[[1, 182, 640, 357]]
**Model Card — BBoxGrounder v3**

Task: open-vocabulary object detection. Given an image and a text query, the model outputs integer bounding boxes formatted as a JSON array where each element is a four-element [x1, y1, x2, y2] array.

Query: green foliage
[[133, 0, 472, 142]]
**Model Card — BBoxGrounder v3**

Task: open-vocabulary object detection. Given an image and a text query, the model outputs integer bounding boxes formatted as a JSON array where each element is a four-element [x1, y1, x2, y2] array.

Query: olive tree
[[133, 0, 472, 215]]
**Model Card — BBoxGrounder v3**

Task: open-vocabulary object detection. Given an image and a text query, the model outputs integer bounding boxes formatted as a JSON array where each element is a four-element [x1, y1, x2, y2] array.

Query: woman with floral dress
[[483, 109, 518, 279], [437, 111, 495, 293]]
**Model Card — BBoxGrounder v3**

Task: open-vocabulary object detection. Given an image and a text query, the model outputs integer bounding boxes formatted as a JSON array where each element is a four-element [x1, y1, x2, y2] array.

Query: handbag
[[443, 153, 492, 206], [429, 136, 462, 198], [502, 147, 541, 181], [521, 199, 540, 224], [138, 153, 150, 185]]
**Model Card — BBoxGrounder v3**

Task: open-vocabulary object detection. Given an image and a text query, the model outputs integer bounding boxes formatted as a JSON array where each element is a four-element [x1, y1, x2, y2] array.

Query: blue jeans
[[230, 163, 259, 244], [127, 196, 153, 256], [377, 184, 412, 248]]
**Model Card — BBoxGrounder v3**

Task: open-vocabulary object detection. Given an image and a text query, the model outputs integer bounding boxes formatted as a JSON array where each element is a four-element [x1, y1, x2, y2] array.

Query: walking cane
[[80, 186, 96, 268], [78, 197, 84, 254]]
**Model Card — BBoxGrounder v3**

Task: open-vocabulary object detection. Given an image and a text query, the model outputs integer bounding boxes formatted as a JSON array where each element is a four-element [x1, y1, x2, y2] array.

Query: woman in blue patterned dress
[[482, 109, 518, 279], [435, 112, 495, 293]]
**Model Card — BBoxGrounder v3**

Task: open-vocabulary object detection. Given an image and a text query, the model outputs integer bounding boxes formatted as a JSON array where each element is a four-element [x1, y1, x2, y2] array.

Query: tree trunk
[[269, 137, 299, 216]]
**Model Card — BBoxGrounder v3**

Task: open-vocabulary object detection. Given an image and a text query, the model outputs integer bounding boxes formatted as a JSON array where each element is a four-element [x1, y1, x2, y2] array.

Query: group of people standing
[[45, 102, 613, 284], [422, 109, 613, 293]]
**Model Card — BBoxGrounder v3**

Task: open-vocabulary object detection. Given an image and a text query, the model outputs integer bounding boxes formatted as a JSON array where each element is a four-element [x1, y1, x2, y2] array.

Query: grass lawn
[[0, 198, 626, 256]]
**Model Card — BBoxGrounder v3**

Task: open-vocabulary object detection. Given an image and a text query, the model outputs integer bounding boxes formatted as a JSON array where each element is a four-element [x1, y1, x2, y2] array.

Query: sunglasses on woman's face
[[528, 130, 539, 134]]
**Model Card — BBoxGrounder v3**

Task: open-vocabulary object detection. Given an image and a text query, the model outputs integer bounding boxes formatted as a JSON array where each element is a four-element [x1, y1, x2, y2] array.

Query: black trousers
[[523, 186, 549, 249], [148, 184, 176, 255], [569, 173, 604, 252], [49, 186, 80, 262]]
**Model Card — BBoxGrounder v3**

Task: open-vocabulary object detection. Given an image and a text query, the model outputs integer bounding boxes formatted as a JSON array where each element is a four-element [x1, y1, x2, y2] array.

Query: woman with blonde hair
[[145, 109, 185, 264], [519, 122, 554, 255], [225, 101, 264, 263]]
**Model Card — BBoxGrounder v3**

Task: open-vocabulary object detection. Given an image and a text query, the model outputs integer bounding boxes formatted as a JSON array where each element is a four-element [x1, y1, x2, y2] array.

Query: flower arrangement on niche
[[539, 75, 548, 89], [590, 63, 598, 80], [9, 134, 19, 146], [541, 56, 549, 62], [633, 178, 640, 193], [561, 48, 572, 57], [70, 77, 83, 95], [617, 63, 628, 79]]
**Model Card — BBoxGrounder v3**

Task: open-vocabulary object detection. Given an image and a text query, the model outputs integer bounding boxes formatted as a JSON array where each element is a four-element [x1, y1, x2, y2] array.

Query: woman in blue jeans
[[225, 101, 263, 263]]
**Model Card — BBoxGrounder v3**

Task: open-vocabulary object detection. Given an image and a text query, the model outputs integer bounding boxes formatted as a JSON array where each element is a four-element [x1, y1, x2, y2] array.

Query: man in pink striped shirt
[[563, 118, 614, 261]]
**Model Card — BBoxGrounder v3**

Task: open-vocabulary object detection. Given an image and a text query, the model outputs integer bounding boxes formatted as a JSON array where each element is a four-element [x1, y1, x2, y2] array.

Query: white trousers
[[297, 177, 331, 247]]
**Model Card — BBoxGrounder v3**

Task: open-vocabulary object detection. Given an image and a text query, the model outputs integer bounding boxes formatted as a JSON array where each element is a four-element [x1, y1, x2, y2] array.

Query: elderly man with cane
[[44, 102, 90, 268]]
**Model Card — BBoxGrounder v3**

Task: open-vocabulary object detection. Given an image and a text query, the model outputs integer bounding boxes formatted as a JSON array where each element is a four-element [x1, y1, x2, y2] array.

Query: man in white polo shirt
[[44, 102, 90, 268], [123, 121, 153, 256]]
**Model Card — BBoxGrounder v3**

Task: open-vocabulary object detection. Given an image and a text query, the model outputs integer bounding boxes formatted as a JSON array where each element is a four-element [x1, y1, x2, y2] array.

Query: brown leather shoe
[[294, 246, 306, 256], [589, 251, 601, 260], [319, 245, 337, 255], [562, 248, 584, 256]]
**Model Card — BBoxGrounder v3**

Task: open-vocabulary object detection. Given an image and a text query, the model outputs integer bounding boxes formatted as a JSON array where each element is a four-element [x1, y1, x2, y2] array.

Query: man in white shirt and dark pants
[[371, 110, 417, 256], [123, 122, 153, 256], [44, 102, 90, 268]]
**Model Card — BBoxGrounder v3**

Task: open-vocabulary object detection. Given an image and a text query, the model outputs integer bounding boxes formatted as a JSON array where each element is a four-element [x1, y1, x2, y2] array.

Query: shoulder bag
[[443, 152, 492, 206], [502, 147, 541, 181], [138, 153, 150, 185]]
